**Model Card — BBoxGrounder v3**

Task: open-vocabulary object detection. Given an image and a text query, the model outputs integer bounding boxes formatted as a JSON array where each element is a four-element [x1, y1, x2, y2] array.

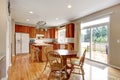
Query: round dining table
[[54, 49, 77, 68], [54, 49, 77, 79]]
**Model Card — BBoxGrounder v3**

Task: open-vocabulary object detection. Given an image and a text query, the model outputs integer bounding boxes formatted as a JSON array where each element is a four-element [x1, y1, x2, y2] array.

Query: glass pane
[[91, 25, 108, 64], [58, 29, 66, 43], [81, 29, 90, 59]]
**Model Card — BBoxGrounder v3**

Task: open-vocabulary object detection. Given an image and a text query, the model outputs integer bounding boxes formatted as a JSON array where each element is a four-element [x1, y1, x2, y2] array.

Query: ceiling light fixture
[[26, 19, 30, 21], [29, 11, 34, 14], [35, 21, 46, 29], [56, 18, 59, 20], [67, 5, 72, 8]]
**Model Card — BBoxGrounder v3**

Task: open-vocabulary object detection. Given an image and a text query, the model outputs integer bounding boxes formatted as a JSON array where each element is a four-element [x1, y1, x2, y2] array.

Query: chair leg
[[60, 71, 62, 80], [65, 67, 68, 79], [81, 67, 85, 80], [82, 74, 84, 80], [81, 67, 84, 75], [70, 65, 74, 75], [48, 71, 52, 80], [42, 61, 48, 72]]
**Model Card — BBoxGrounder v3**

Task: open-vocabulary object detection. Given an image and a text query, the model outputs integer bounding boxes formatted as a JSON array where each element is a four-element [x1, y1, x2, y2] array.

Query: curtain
[[74, 22, 81, 57]]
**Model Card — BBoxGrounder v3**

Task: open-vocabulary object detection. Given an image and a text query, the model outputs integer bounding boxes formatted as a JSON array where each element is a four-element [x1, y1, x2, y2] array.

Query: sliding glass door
[[91, 25, 108, 64], [81, 29, 91, 59], [81, 16, 110, 64], [81, 25, 109, 64]]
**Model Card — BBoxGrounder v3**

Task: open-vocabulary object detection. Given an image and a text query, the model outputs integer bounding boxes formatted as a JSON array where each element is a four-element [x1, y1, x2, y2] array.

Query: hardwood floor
[[8, 54, 120, 80]]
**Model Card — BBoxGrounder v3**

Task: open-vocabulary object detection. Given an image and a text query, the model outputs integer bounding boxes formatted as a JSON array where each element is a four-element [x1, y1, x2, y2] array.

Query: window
[[58, 28, 66, 43]]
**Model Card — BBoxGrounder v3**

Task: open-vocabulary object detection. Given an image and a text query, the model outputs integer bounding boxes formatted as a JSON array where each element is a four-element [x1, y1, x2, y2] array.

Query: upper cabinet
[[15, 25, 29, 33], [43, 28, 57, 38], [66, 23, 74, 38], [15, 24, 57, 38], [29, 27, 36, 38], [36, 29, 44, 34], [49, 28, 57, 38]]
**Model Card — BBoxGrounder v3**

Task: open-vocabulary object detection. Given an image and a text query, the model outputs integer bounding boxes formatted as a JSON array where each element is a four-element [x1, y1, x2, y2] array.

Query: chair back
[[44, 45, 53, 61], [79, 49, 87, 67], [47, 51, 63, 68]]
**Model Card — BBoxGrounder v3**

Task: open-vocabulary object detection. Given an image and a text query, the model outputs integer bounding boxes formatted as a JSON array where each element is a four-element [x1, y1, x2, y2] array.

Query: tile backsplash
[[29, 38, 74, 43]]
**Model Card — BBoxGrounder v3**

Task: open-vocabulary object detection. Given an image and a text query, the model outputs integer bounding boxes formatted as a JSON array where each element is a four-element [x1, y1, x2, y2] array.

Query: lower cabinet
[[40, 46, 53, 61]]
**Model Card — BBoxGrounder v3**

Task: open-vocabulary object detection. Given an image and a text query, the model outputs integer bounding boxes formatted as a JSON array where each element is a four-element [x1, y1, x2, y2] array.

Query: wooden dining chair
[[47, 51, 68, 80], [67, 44, 74, 63], [70, 49, 87, 80], [42, 46, 53, 72]]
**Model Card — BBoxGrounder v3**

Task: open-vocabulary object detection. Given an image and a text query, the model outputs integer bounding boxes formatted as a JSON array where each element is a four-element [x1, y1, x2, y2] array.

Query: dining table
[[53, 49, 77, 78], [54, 49, 77, 66]]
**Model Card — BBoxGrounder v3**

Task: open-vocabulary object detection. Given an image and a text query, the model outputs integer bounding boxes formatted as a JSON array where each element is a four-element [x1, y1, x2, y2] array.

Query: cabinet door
[[15, 25, 21, 32], [29, 27, 36, 38], [22, 26, 29, 33], [66, 23, 74, 38], [69, 23, 74, 37], [49, 28, 56, 38], [15, 25, 29, 33], [66, 24, 70, 37]]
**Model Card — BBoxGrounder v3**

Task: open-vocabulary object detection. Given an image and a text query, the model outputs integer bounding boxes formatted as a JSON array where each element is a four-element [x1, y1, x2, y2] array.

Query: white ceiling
[[10, 0, 120, 27]]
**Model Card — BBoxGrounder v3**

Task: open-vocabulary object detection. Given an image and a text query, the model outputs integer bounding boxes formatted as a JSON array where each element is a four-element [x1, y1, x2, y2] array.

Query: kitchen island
[[30, 43, 53, 62]]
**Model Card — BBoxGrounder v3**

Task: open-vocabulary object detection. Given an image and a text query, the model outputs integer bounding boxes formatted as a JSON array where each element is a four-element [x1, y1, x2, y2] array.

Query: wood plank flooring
[[8, 54, 120, 80]]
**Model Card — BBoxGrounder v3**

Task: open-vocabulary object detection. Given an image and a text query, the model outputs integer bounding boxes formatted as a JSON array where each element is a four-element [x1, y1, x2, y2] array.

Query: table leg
[[62, 57, 72, 79]]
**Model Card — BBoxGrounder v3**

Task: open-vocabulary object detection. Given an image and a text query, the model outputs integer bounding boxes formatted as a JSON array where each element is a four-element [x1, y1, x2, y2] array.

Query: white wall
[[0, 0, 8, 78], [0, 0, 12, 78]]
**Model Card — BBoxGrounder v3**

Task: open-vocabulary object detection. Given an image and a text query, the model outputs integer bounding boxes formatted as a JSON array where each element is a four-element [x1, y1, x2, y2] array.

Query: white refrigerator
[[16, 33, 29, 54]]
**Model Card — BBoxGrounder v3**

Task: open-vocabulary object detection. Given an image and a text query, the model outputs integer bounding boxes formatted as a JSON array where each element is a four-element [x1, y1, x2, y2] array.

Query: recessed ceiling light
[[67, 5, 72, 8], [26, 19, 30, 21], [29, 11, 34, 14], [56, 18, 59, 20]]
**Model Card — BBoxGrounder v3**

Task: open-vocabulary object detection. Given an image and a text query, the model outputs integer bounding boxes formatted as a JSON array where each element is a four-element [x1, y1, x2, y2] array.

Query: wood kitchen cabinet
[[29, 27, 36, 38], [15, 24, 58, 38], [36, 29, 44, 34], [49, 28, 55, 38], [47, 28, 57, 38], [15, 25, 29, 33], [66, 23, 74, 38], [36, 28, 57, 38]]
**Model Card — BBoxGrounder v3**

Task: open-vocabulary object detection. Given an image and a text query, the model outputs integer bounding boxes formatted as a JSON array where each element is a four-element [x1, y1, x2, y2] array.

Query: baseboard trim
[[109, 64, 120, 69]]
